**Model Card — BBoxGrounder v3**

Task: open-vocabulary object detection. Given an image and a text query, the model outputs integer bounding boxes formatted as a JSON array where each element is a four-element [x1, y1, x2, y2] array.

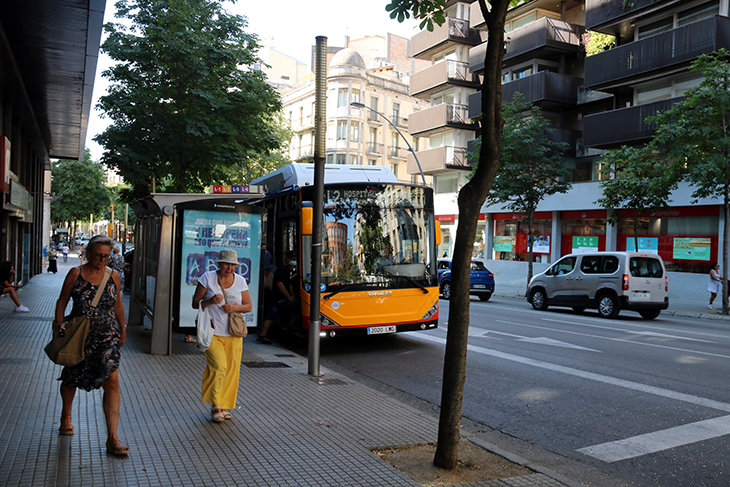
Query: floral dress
[[60, 271, 121, 391]]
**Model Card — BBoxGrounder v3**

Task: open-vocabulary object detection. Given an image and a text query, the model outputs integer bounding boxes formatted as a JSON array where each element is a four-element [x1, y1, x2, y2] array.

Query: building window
[[390, 132, 399, 157], [369, 159, 377, 165], [336, 154, 347, 164], [351, 89, 360, 104], [638, 17, 673, 39], [327, 154, 334, 164], [351, 155, 360, 165], [337, 120, 347, 140], [391, 162, 399, 175], [338, 88, 348, 107], [435, 172, 458, 194], [677, 1, 719, 27], [350, 121, 360, 142], [392, 103, 400, 124]]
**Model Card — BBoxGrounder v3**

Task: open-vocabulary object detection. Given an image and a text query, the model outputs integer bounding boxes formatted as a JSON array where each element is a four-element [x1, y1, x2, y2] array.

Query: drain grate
[[0, 358, 32, 365], [314, 378, 348, 385], [242, 361, 290, 369], [274, 354, 296, 358]]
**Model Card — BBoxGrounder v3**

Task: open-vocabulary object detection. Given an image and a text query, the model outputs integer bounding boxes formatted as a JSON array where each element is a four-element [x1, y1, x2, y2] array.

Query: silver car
[[526, 251, 669, 319]]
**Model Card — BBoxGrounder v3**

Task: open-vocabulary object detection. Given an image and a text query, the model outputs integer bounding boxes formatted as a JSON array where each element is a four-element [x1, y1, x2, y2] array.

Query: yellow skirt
[[201, 335, 243, 409]]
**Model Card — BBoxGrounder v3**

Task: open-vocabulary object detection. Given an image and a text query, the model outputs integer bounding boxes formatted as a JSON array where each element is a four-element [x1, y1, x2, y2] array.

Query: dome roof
[[330, 48, 366, 69]]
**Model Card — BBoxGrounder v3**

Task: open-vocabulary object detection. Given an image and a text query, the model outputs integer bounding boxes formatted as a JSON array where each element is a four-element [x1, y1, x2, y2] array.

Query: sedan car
[[437, 258, 495, 301]]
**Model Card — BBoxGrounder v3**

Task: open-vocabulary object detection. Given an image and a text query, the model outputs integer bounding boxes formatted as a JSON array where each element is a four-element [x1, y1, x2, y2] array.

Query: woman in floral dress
[[53, 235, 129, 456]]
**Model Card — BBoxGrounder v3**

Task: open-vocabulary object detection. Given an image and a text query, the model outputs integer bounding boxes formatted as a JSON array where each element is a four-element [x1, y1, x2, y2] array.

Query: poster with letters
[[626, 237, 659, 254], [673, 237, 711, 261], [572, 236, 598, 253], [178, 209, 262, 330]]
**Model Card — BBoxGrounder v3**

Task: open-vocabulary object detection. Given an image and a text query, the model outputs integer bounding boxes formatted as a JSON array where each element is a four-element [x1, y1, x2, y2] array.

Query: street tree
[[51, 149, 112, 243], [387, 0, 520, 469], [483, 94, 571, 284], [646, 49, 730, 314], [595, 145, 678, 253], [95, 0, 283, 200]]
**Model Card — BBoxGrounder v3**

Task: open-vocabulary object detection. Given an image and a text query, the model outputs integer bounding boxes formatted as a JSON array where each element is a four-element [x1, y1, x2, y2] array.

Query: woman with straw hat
[[192, 249, 252, 422]]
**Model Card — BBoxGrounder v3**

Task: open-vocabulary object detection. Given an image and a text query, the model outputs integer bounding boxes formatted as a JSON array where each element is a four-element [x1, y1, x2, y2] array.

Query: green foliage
[[51, 149, 113, 225], [595, 146, 678, 248], [483, 94, 571, 216], [385, 0, 447, 31], [95, 0, 283, 199], [582, 30, 615, 56]]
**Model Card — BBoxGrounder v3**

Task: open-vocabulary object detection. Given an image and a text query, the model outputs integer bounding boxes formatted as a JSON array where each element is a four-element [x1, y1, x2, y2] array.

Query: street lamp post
[[350, 102, 426, 186]]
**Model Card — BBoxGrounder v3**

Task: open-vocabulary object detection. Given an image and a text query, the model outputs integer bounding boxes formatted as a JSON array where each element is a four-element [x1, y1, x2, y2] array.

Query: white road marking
[[577, 415, 730, 463], [632, 331, 712, 342], [541, 317, 716, 343], [483, 330, 600, 352]]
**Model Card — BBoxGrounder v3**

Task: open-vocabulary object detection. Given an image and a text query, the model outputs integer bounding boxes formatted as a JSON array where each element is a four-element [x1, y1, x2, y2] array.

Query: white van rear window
[[630, 257, 663, 278]]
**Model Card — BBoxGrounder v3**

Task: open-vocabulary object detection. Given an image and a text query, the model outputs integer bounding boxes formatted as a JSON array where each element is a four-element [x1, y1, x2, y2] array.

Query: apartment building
[[282, 46, 427, 183], [409, 0, 728, 292]]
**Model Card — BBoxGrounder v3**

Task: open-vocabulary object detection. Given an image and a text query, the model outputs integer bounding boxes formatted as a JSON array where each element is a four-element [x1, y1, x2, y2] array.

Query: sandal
[[106, 439, 130, 456], [222, 409, 232, 420], [211, 406, 225, 423], [59, 416, 74, 436], [184, 335, 197, 344]]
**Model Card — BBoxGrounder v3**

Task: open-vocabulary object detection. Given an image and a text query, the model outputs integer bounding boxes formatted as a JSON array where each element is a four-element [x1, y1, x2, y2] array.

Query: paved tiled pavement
[[7, 255, 699, 487]]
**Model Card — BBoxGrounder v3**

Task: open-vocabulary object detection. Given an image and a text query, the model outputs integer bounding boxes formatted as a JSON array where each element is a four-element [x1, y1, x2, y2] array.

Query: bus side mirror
[[435, 220, 441, 246], [301, 202, 313, 236]]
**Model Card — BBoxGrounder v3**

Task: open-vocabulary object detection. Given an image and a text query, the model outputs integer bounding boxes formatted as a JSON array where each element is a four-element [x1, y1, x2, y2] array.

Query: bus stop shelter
[[128, 190, 265, 355]]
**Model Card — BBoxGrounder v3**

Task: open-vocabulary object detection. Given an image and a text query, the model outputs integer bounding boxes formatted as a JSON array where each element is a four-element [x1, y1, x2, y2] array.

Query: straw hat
[[215, 249, 240, 266]]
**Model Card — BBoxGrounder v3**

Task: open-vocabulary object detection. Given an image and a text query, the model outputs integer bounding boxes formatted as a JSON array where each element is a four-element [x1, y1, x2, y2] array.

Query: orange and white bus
[[252, 163, 440, 337]]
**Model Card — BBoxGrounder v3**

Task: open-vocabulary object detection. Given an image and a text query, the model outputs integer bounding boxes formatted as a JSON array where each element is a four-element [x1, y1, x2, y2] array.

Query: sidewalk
[[0, 257, 575, 487]]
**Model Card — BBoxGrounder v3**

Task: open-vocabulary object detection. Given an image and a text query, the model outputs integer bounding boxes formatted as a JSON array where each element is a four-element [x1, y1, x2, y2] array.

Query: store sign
[[493, 236, 514, 252], [211, 185, 252, 194], [572, 236, 598, 253], [626, 237, 659, 254], [673, 237, 711, 261]]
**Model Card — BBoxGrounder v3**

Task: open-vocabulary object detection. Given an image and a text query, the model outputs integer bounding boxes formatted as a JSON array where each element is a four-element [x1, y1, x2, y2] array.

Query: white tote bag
[[196, 305, 214, 351]]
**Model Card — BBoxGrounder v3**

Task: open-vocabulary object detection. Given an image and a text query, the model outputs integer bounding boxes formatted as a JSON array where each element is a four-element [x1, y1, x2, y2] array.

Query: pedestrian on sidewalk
[[108, 245, 125, 291], [708, 262, 722, 309], [192, 249, 252, 423], [78, 243, 85, 264], [53, 235, 129, 456], [48, 246, 58, 274], [0, 261, 29, 312], [61, 243, 69, 263], [257, 251, 298, 344]]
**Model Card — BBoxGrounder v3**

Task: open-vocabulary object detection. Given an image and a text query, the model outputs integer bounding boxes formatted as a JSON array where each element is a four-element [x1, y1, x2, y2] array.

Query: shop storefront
[[560, 210, 607, 255], [492, 212, 553, 262]]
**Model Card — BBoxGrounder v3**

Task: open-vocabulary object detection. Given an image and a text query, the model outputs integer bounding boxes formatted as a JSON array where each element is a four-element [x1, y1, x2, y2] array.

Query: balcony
[[366, 142, 384, 154], [469, 18, 582, 73], [408, 103, 473, 137], [468, 71, 580, 118], [585, 16, 730, 89], [293, 144, 314, 161], [411, 60, 480, 98], [388, 146, 410, 159], [407, 146, 469, 175], [410, 18, 483, 59], [586, 0, 680, 31], [583, 97, 684, 149]]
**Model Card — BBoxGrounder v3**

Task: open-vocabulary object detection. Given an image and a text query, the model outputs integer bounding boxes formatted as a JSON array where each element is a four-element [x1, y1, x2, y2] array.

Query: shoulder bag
[[44, 267, 112, 366], [218, 274, 247, 337]]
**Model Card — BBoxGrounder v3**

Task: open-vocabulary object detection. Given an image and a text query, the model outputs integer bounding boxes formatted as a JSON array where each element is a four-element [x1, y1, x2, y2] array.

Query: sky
[[86, 0, 419, 161]]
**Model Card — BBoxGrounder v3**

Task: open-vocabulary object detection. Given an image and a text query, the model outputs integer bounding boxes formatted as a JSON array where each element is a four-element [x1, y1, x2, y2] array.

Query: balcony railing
[[585, 16, 730, 88], [408, 103, 473, 136], [586, 0, 667, 31], [468, 71, 580, 118], [368, 112, 382, 123], [407, 146, 469, 175], [366, 142, 384, 154], [469, 18, 582, 73], [583, 97, 684, 149], [389, 146, 409, 159], [410, 18, 483, 59], [294, 144, 314, 160], [411, 60, 480, 97]]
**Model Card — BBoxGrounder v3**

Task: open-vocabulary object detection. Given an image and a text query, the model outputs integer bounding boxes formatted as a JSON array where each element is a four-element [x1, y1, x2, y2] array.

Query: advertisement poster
[[572, 236, 598, 253], [626, 237, 659, 254], [493, 236, 514, 252], [673, 237, 711, 261], [532, 235, 550, 254], [178, 209, 262, 330]]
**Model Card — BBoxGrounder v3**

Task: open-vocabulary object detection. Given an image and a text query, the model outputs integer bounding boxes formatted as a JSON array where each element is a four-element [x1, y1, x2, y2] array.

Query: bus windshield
[[301, 184, 436, 291]]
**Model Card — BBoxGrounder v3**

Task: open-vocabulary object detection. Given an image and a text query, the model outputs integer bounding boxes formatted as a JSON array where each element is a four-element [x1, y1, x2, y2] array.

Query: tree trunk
[[433, 0, 511, 469], [527, 209, 534, 287], [633, 208, 639, 252]]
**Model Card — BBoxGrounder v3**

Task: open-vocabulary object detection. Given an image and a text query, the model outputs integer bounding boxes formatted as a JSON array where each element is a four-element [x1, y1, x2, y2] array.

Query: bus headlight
[[420, 302, 438, 321], [320, 313, 342, 328]]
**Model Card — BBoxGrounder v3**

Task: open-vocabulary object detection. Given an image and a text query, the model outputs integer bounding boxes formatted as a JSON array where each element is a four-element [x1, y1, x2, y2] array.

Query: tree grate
[[242, 361, 290, 368]]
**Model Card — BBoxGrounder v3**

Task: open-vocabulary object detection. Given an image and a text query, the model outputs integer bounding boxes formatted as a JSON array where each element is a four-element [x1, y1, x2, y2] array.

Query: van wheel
[[639, 310, 661, 320], [598, 294, 619, 319], [441, 281, 451, 300], [530, 289, 548, 311]]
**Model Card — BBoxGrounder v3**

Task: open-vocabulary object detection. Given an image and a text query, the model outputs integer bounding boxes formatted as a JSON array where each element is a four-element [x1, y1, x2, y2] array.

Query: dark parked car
[[437, 258, 495, 301]]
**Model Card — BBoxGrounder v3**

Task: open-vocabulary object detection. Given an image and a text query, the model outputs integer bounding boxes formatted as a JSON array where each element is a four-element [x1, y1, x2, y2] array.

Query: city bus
[[251, 163, 440, 337]]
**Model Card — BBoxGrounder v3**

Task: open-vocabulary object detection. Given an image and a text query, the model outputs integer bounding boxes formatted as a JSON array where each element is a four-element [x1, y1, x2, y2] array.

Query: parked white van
[[526, 251, 669, 319]]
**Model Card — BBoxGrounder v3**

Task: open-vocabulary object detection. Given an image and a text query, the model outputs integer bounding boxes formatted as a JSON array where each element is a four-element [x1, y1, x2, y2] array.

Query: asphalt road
[[282, 296, 730, 487]]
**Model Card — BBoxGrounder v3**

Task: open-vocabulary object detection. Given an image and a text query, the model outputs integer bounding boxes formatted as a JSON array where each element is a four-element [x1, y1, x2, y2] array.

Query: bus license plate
[[368, 325, 396, 335], [632, 292, 649, 300]]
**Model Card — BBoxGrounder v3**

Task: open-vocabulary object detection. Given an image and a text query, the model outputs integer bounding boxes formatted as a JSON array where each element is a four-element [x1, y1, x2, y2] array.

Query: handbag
[[44, 267, 112, 366], [196, 305, 214, 351], [218, 274, 247, 337]]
